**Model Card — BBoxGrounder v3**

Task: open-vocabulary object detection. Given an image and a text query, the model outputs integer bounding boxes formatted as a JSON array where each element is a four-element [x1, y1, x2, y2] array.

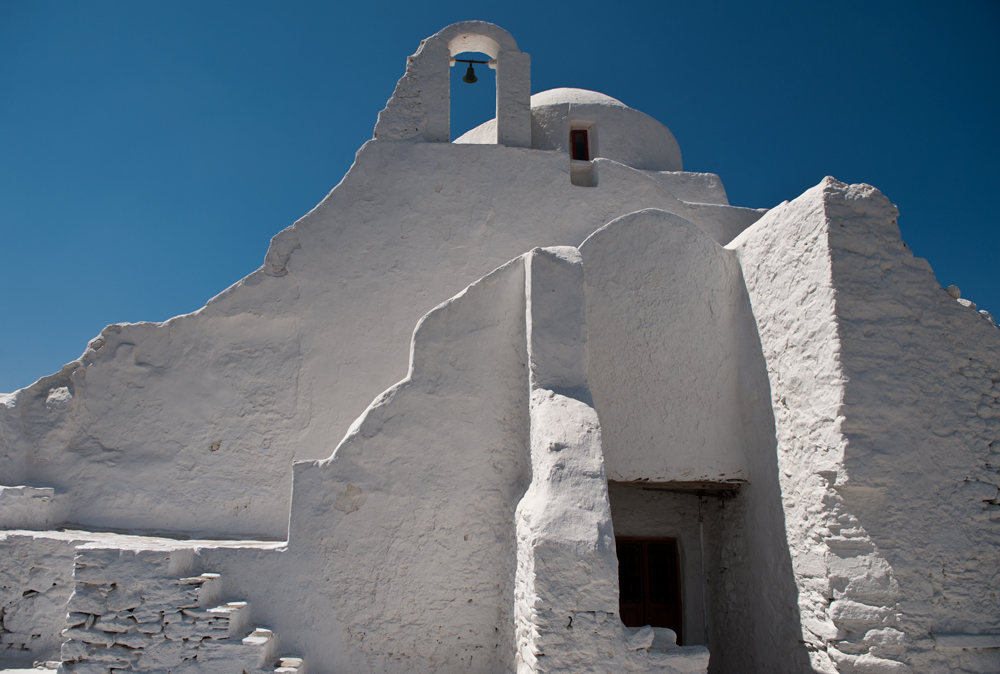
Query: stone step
[[176, 572, 223, 607], [274, 655, 306, 673], [205, 600, 252, 639], [196, 626, 277, 671], [57, 559, 299, 673], [242, 627, 276, 649], [238, 626, 279, 669]]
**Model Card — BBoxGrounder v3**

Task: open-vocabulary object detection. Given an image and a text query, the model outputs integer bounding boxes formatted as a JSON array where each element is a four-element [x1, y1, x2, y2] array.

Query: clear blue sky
[[1, 1, 997, 393]]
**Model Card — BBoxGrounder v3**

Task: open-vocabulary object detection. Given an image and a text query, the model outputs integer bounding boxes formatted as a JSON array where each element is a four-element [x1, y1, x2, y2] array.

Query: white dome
[[456, 88, 682, 172], [529, 88, 629, 108]]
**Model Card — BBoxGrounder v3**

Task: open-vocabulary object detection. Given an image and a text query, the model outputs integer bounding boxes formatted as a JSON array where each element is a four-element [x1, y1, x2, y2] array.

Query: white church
[[1, 21, 998, 674]]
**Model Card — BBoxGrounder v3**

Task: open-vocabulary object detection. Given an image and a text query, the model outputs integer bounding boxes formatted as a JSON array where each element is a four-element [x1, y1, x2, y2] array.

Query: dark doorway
[[570, 129, 590, 160], [616, 537, 683, 643]]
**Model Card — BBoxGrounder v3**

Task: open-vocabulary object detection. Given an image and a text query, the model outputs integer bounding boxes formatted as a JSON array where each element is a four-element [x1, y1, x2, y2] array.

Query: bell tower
[[373, 21, 531, 147]]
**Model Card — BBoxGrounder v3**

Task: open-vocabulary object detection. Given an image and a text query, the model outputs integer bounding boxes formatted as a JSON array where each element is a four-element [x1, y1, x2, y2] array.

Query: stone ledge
[[932, 633, 1000, 649], [0, 486, 66, 530]]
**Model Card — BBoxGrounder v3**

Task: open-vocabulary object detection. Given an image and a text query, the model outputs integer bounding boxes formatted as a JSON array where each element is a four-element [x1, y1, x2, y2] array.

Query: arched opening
[[373, 23, 529, 147], [449, 50, 497, 141]]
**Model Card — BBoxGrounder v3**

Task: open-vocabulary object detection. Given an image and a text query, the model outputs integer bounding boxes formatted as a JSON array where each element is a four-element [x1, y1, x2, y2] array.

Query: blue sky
[[1, 1, 997, 393]]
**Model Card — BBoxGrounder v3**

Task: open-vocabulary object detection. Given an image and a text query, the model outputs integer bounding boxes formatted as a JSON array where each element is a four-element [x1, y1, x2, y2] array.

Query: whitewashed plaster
[[580, 209, 746, 484], [516, 247, 631, 673], [373, 21, 530, 146], [730, 178, 1000, 673], [0, 82, 762, 539], [704, 253, 810, 674], [2, 20, 997, 674], [457, 88, 683, 172], [287, 259, 530, 673]]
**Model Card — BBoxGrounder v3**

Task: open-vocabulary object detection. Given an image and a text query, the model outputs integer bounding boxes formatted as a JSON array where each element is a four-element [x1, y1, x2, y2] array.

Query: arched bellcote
[[373, 21, 531, 147]]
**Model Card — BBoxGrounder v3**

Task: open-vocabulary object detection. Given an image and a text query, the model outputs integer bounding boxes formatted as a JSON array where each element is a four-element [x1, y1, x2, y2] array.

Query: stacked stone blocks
[[0, 534, 77, 664], [58, 548, 302, 674]]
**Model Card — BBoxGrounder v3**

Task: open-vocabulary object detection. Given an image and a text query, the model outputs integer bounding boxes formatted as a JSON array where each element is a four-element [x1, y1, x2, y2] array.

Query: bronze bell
[[462, 63, 478, 84]]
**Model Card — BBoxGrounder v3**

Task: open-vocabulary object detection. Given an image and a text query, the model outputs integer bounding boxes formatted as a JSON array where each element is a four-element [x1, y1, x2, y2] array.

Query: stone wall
[[0, 487, 67, 530], [0, 534, 77, 666], [60, 547, 297, 674], [731, 178, 1000, 673]]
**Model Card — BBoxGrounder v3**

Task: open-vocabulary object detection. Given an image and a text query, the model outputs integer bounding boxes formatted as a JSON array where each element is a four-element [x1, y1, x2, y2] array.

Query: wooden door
[[616, 537, 683, 643]]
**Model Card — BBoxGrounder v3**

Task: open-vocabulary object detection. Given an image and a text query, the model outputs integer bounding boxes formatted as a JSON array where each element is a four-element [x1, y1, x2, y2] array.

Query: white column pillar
[[514, 246, 625, 673], [496, 51, 532, 148]]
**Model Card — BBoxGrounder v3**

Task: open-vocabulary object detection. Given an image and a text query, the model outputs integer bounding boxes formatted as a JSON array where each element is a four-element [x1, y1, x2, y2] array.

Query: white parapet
[[0, 486, 66, 530]]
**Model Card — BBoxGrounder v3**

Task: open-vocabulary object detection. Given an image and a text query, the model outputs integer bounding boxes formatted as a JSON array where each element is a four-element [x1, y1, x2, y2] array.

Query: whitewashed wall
[[731, 178, 1000, 673], [287, 259, 530, 673], [4, 20, 993, 674], [457, 88, 683, 172], [580, 209, 747, 484], [1, 132, 760, 539]]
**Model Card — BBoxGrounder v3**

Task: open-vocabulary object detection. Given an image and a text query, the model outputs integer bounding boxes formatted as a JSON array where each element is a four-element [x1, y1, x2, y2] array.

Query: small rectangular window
[[570, 129, 590, 161], [616, 537, 683, 642]]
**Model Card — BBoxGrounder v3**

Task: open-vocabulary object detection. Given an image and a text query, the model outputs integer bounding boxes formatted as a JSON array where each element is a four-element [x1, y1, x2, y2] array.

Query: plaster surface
[[580, 209, 746, 484], [2, 20, 997, 674], [457, 88, 683, 172], [731, 178, 1000, 673], [0, 125, 761, 539]]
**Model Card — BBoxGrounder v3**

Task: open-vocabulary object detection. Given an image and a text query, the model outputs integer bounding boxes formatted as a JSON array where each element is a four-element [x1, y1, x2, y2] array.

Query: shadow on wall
[[705, 269, 815, 674], [580, 208, 813, 672], [576, 207, 813, 671]]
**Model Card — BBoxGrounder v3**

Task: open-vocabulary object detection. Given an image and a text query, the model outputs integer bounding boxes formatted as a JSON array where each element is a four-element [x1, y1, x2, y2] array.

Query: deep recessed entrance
[[616, 537, 683, 642]]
